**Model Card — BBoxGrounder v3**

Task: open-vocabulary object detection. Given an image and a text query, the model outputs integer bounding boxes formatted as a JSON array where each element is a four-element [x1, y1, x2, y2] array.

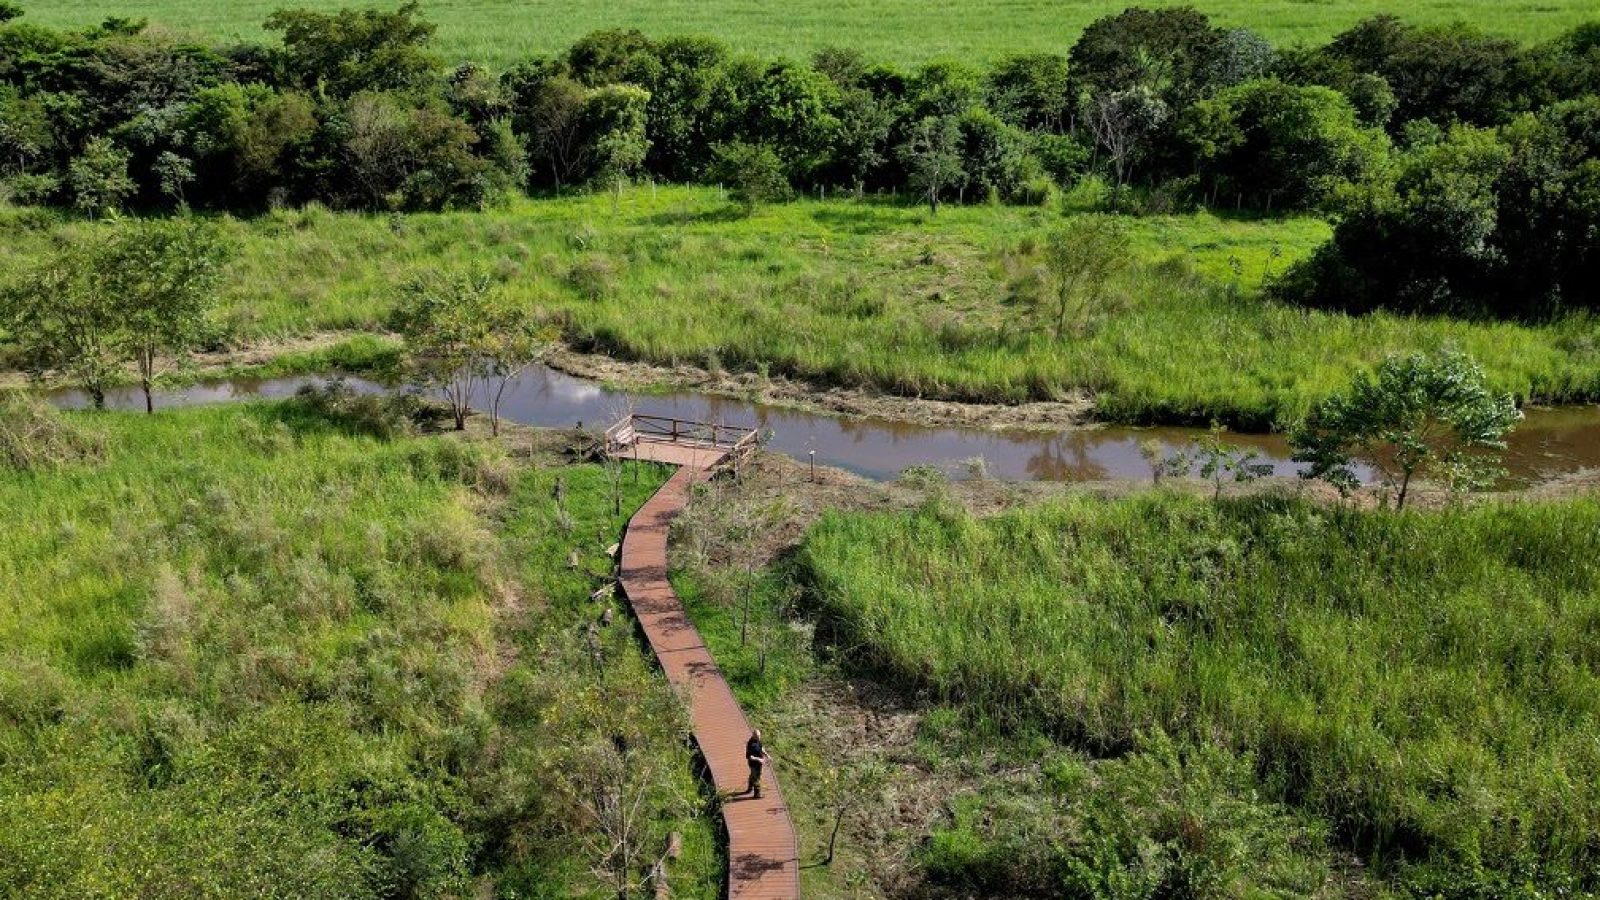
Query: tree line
[[1, 3, 1597, 315]]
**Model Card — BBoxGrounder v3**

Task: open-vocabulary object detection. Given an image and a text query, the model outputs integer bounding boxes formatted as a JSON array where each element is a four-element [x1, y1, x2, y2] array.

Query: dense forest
[[1, 2, 1598, 316]]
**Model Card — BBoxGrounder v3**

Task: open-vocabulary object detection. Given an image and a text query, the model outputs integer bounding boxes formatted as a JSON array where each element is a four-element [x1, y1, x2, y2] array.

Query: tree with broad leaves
[[101, 218, 231, 414], [1, 218, 230, 413], [899, 115, 966, 214], [1290, 349, 1521, 508], [1, 248, 120, 410], [67, 137, 135, 218], [391, 270, 499, 431], [1085, 86, 1168, 204]]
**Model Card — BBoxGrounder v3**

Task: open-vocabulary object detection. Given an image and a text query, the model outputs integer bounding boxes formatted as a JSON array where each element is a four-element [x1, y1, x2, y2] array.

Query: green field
[[8, 187, 1598, 428], [19, 0, 1596, 68], [0, 397, 715, 898], [798, 492, 1600, 891]]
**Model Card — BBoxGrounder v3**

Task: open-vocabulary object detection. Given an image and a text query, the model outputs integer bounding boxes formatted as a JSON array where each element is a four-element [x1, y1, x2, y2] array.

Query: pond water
[[49, 365, 1600, 487]]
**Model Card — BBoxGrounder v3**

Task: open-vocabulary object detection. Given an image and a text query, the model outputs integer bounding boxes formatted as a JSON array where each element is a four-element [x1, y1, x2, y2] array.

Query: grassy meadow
[[0, 397, 716, 898], [798, 492, 1600, 892], [7, 187, 1598, 428], [19, 0, 1597, 69]]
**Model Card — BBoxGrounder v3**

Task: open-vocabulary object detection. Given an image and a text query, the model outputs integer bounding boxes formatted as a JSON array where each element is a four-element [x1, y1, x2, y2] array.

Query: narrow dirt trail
[[617, 441, 801, 899]]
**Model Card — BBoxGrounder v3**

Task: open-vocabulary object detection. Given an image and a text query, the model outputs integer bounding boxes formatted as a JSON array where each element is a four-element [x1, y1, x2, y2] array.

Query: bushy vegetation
[[799, 493, 1600, 893], [0, 4, 1594, 230], [0, 402, 716, 897]]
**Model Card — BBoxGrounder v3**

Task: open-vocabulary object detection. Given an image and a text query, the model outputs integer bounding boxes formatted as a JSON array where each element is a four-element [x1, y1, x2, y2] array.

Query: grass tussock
[[0, 389, 104, 471], [799, 492, 1600, 892]]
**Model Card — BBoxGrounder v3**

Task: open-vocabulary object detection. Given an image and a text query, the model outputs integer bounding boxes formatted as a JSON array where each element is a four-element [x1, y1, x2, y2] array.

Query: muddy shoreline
[[4, 332, 1101, 433], [543, 347, 1097, 433]]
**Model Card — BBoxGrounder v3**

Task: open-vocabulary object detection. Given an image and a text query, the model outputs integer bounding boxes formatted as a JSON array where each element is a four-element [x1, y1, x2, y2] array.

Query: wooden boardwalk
[[615, 429, 801, 900]]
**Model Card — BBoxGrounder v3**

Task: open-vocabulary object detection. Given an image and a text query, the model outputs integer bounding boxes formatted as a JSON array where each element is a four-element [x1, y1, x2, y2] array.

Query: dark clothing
[[745, 737, 766, 797]]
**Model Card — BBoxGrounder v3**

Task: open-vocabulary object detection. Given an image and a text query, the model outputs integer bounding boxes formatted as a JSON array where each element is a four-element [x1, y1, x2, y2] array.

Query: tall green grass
[[799, 493, 1600, 891], [0, 402, 716, 897], [19, 0, 1596, 69], [7, 188, 1597, 427]]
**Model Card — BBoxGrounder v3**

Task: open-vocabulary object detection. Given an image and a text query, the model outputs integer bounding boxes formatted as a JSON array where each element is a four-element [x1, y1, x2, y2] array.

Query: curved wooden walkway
[[617, 439, 801, 899]]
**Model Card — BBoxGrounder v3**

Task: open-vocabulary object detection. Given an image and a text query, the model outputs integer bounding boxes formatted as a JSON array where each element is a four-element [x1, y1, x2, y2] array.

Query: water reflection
[[47, 365, 1600, 487]]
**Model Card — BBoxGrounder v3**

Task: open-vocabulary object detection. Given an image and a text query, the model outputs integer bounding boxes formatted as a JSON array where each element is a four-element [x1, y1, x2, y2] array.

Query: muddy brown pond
[[49, 364, 1600, 487]]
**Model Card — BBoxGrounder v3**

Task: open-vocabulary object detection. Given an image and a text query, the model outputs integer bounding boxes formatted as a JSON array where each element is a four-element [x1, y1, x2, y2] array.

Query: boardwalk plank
[[617, 439, 801, 900]]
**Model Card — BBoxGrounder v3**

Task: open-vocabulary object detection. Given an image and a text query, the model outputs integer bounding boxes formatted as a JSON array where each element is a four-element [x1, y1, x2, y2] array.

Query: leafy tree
[[264, 1, 440, 96], [101, 218, 230, 413], [564, 27, 658, 87], [1493, 97, 1600, 313], [583, 83, 650, 209], [1084, 86, 1167, 199], [508, 71, 588, 189], [1178, 78, 1388, 211], [1317, 16, 1521, 128], [986, 52, 1072, 133], [67, 137, 134, 217], [1202, 28, 1276, 90], [640, 35, 732, 180], [827, 87, 894, 196], [710, 141, 790, 214], [1070, 6, 1222, 105], [733, 60, 839, 169], [905, 60, 985, 120], [340, 92, 487, 211], [0, 241, 120, 409], [1035, 216, 1129, 340], [1277, 125, 1512, 316], [152, 149, 193, 205], [958, 108, 1031, 202], [181, 83, 317, 206], [899, 115, 966, 214], [0, 2, 22, 23], [0, 86, 53, 175], [390, 270, 498, 430], [0, 219, 230, 412], [443, 61, 505, 125], [481, 304, 551, 437], [811, 45, 869, 88], [1517, 22, 1600, 105], [1291, 350, 1521, 507]]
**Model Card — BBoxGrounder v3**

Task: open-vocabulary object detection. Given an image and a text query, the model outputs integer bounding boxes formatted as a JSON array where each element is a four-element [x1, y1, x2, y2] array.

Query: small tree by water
[[1291, 349, 1521, 508], [0, 218, 229, 412], [1037, 217, 1130, 341], [392, 270, 495, 430]]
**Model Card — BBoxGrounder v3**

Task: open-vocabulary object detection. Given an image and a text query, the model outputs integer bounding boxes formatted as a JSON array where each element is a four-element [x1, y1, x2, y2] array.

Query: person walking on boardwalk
[[745, 729, 770, 799]]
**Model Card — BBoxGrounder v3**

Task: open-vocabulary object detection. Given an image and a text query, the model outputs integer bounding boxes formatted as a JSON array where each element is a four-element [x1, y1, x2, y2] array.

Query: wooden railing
[[604, 413, 760, 468]]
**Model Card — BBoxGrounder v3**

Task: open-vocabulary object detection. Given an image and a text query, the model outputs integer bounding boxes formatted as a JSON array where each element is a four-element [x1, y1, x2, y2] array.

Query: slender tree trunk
[[143, 379, 154, 414], [90, 384, 106, 411], [1397, 471, 1412, 509]]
